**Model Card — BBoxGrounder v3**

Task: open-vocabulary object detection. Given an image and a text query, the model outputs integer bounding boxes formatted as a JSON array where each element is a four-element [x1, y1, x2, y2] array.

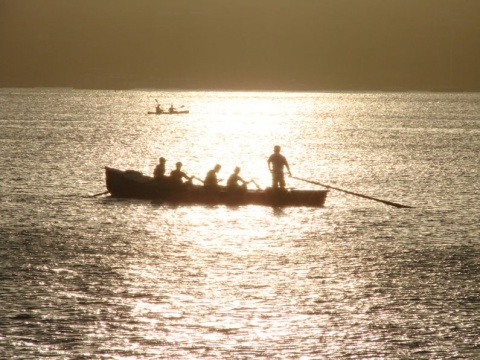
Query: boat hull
[[105, 167, 328, 207]]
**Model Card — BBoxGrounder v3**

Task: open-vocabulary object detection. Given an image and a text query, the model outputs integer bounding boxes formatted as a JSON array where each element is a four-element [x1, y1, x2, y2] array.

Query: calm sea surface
[[0, 89, 479, 359]]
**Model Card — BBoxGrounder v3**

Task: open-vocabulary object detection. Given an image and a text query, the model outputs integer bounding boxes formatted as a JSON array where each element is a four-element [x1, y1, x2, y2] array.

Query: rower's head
[[214, 164, 221, 172], [234, 166, 240, 174], [176, 161, 182, 169], [274, 145, 281, 153], [159, 157, 166, 164]]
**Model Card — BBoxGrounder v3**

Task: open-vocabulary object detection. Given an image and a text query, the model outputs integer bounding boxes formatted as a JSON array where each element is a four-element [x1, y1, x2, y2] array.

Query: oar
[[92, 190, 109, 197], [192, 176, 204, 184], [192, 176, 225, 185], [292, 176, 413, 209], [250, 180, 261, 190]]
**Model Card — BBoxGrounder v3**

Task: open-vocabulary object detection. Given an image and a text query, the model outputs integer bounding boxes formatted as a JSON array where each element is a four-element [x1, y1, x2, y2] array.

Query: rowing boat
[[147, 110, 189, 115], [104, 167, 328, 207]]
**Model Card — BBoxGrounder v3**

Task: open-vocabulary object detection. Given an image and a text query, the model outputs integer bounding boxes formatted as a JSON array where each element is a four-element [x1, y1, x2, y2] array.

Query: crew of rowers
[[155, 104, 178, 114], [153, 145, 292, 191], [152, 158, 250, 192]]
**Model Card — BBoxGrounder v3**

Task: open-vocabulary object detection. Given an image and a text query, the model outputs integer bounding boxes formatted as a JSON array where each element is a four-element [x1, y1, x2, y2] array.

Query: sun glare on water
[[134, 91, 340, 189]]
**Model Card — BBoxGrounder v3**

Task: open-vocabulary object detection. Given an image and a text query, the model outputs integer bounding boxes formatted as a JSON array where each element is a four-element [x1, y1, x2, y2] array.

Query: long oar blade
[[92, 190, 109, 197], [292, 176, 413, 209]]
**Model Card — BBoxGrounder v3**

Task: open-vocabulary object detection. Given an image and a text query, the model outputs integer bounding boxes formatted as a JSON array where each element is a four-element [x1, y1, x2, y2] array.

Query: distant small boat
[[104, 167, 328, 207], [147, 110, 189, 115]]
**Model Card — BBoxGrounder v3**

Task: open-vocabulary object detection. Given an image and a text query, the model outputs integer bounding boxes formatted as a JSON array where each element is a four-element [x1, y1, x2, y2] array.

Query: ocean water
[[0, 88, 479, 359]]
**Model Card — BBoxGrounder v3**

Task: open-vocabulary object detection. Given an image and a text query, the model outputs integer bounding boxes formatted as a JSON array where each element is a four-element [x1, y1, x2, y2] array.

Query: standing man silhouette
[[267, 145, 292, 189]]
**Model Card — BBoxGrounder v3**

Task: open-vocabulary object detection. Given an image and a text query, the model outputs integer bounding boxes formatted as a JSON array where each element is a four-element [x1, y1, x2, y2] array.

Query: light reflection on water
[[0, 89, 479, 358]]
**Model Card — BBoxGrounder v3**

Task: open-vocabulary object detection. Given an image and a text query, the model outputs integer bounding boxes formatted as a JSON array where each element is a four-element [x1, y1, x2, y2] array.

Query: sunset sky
[[1, 0, 479, 91]]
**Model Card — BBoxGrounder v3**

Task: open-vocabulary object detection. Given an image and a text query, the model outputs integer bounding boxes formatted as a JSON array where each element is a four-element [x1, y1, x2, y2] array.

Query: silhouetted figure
[[170, 161, 193, 189], [267, 145, 291, 188], [204, 164, 222, 190], [153, 157, 166, 179], [155, 104, 162, 114], [226, 166, 248, 192], [168, 104, 175, 113]]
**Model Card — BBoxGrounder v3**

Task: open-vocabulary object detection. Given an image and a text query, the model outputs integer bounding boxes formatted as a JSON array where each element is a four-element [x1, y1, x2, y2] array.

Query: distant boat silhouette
[[147, 109, 189, 115]]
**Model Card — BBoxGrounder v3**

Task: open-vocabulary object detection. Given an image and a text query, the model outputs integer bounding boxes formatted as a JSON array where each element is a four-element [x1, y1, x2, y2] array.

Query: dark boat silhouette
[[104, 167, 328, 207]]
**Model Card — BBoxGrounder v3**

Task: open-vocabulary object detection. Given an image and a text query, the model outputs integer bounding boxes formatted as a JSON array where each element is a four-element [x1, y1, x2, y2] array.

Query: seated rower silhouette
[[170, 162, 193, 190], [152, 157, 170, 188], [226, 166, 249, 192], [153, 157, 166, 180], [204, 164, 222, 191]]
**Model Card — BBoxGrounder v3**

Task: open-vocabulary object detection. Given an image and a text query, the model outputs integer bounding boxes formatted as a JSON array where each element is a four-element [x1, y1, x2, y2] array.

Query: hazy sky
[[1, 0, 479, 91]]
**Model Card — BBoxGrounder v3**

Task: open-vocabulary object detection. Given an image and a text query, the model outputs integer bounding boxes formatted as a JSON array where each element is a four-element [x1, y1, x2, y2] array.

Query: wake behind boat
[[104, 167, 328, 207]]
